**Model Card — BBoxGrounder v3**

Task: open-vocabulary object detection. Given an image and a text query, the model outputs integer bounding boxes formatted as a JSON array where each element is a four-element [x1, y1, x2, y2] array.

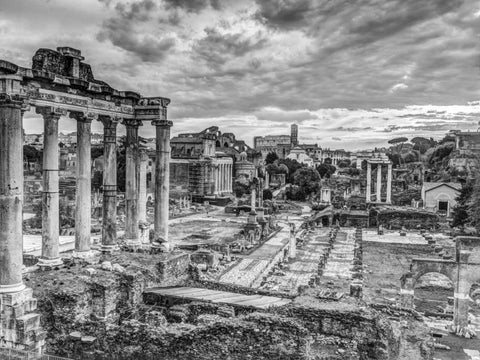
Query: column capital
[[69, 111, 97, 123], [122, 118, 143, 128], [98, 114, 120, 128], [35, 106, 68, 120], [151, 119, 173, 128]]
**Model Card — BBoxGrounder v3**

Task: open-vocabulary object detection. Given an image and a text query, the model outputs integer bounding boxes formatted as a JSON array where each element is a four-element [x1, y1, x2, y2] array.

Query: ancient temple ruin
[[0, 47, 171, 352]]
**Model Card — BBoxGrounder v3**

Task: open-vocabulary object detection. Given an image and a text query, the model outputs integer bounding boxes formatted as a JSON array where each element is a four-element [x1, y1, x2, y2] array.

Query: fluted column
[[215, 165, 219, 194], [366, 162, 371, 203], [124, 119, 142, 246], [37, 107, 65, 267], [152, 119, 173, 250], [70, 112, 95, 256], [99, 115, 119, 251], [0, 91, 26, 293], [376, 164, 382, 203]]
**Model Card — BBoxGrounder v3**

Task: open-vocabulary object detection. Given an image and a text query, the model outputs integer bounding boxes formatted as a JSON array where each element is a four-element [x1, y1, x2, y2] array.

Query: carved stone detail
[[152, 119, 173, 128], [69, 111, 97, 123]]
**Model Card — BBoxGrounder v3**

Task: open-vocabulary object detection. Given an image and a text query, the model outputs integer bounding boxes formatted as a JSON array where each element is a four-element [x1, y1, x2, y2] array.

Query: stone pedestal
[[151, 119, 173, 251], [0, 288, 46, 354]]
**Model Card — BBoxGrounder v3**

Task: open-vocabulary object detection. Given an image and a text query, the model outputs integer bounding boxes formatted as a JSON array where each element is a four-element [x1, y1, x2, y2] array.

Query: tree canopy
[[265, 152, 279, 164]]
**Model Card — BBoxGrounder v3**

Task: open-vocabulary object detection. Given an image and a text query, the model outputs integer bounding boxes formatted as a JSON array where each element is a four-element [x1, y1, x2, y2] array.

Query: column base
[[0, 282, 26, 294], [37, 257, 63, 269]]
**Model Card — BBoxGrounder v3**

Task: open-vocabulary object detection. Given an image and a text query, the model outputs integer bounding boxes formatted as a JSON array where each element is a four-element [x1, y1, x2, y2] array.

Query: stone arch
[[409, 259, 457, 287], [215, 140, 221, 147]]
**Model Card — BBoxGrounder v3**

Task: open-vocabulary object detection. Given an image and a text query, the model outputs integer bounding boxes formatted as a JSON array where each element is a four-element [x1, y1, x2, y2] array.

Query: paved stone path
[[257, 228, 331, 294], [322, 229, 356, 280], [145, 286, 291, 309], [218, 226, 291, 287]]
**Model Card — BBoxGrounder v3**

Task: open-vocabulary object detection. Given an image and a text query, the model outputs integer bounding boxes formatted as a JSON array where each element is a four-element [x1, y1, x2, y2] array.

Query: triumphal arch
[[0, 47, 172, 353], [401, 236, 480, 335]]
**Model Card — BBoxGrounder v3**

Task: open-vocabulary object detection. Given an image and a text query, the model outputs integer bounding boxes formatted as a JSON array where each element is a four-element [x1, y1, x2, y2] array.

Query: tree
[[277, 158, 303, 182], [388, 137, 409, 148], [451, 182, 473, 228], [263, 189, 273, 200], [23, 145, 42, 163], [316, 163, 336, 178], [411, 137, 436, 154], [91, 145, 104, 161], [265, 152, 278, 165], [293, 167, 321, 196]]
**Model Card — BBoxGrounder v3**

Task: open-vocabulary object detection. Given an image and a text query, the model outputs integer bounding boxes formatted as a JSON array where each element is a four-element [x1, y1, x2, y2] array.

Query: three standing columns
[[365, 161, 392, 204], [151, 119, 173, 251], [0, 93, 26, 293], [37, 107, 65, 267], [71, 112, 94, 257], [99, 115, 119, 252]]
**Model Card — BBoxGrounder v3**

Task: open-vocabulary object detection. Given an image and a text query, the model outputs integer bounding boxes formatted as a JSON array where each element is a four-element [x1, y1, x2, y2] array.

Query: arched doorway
[[414, 272, 454, 315]]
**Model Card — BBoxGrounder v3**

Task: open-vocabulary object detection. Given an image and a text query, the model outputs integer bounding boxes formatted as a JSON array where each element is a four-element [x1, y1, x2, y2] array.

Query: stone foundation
[[0, 287, 46, 354]]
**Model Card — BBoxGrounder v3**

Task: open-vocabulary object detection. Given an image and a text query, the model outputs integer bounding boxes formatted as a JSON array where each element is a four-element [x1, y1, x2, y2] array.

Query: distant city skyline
[[3, 0, 480, 150]]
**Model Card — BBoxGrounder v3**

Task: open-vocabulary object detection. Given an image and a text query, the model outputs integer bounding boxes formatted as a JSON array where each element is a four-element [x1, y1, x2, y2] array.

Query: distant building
[[421, 182, 461, 217], [286, 146, 314, 166], [291, 124, 298, 146], [254, 135, 291, 159]]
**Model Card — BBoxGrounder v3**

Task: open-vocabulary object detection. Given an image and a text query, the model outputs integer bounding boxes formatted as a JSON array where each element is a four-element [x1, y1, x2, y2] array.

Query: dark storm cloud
[[163, 0, 221, 13], [193, 27, 268, 69], [254, 0, 312, 29], [97, 0, 176, 62], [334, 126, 374, 132]]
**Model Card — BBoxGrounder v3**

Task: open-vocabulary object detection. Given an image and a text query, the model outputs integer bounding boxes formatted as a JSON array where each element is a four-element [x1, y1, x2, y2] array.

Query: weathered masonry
[[0, 47, 172, 352], [401, 236, 480, 335]]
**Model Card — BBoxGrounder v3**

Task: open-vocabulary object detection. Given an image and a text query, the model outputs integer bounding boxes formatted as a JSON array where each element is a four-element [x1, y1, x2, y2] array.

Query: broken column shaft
[[0, 93, 25, 293], [100, 115, 119, 251], [152, 119, 173, 250], [37, 107, 64, 266]]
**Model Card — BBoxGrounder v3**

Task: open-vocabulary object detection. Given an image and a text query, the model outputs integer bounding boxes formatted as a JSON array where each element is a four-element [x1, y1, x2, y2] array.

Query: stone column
[[386, 163, 392, 204], [37, 107, 65, 267], [251, 188, 256, 210], [124, 119, 142, 246], [366, 162, 371, 203], [152, 119, 173, 251], [376, 164, 382, 203], [71, 112, 95, 257], [139, 150, 149, 222], [99, 115, 119, 252], [0, 91, 26, 293]]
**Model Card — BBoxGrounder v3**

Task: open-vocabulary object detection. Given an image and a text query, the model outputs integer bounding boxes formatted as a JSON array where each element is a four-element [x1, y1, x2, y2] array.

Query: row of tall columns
[[365, 162, 392, 204], [215, 163, 232, 194]]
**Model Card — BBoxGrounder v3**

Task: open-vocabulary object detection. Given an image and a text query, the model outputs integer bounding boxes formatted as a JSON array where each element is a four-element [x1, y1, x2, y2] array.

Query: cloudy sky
[[1, 0, 479, 150]]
